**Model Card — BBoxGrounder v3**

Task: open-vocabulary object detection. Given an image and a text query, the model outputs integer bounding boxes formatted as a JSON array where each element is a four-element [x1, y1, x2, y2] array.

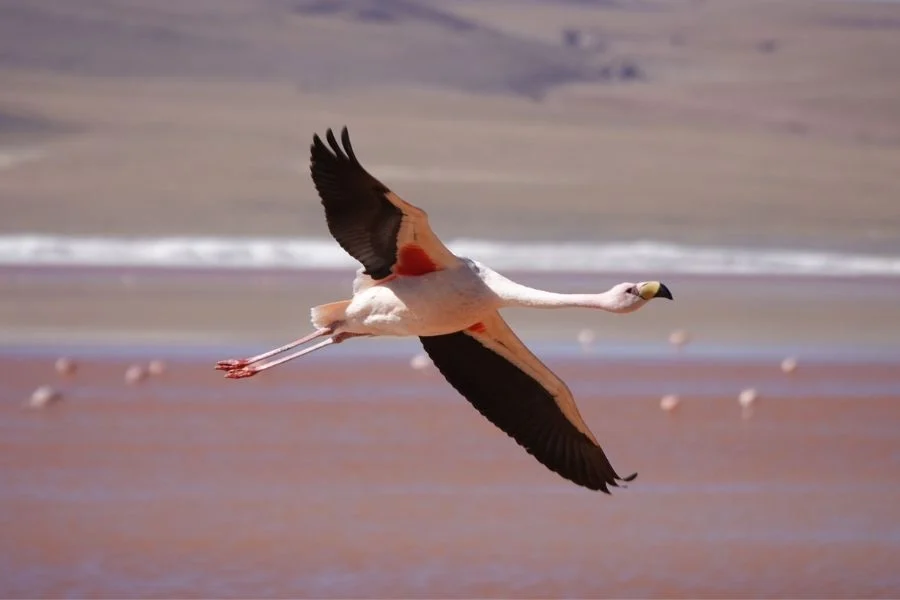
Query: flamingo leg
[[215, 327, 332, 372], [223, 332, 369, 379]]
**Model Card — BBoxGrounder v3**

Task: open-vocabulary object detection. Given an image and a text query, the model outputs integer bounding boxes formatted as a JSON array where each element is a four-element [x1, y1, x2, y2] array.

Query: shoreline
[[5, 262, 900, 282], [2, 235, 899, 276], [3, 265, 900, 348]]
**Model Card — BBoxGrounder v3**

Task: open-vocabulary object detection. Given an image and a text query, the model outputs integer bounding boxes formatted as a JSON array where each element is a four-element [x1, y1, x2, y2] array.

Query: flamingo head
[[606, 281, 673, 313]]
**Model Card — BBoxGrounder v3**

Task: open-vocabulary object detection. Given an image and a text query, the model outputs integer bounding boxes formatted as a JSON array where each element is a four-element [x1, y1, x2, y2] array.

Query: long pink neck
[[493, 278, 622, 312]]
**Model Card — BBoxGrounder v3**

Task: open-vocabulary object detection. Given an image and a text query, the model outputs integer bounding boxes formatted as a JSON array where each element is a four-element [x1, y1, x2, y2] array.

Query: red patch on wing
[[468, 322, 487, 334], [395, 244, 438, 276]]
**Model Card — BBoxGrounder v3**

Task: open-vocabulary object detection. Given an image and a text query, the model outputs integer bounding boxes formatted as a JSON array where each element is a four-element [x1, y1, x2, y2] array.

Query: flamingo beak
[[639, 281, 673, 301]]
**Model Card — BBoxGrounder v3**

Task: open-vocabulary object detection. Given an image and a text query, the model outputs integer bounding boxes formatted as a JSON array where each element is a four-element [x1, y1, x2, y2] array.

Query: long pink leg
[[224, 332, 367, 379], [215, 327, 331, 371]]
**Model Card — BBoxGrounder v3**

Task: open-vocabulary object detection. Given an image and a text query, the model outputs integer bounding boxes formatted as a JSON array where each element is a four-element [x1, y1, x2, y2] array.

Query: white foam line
[[0, 235, 898, 277]]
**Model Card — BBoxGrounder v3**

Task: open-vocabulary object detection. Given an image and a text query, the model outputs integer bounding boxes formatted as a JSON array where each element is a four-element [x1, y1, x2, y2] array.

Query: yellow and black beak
[[638, 281, 674, 301]]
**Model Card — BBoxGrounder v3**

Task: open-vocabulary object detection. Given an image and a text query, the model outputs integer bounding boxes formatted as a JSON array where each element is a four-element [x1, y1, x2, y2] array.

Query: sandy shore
[[2, 348, 899, 598]]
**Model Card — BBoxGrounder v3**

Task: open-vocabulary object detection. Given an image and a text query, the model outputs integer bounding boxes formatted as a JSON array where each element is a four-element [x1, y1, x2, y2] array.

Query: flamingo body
[[332, 260, 494, 337]]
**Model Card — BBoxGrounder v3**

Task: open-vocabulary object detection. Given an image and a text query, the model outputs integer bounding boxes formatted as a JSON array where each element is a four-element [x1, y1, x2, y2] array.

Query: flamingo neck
[[492, 278, 623, 312]]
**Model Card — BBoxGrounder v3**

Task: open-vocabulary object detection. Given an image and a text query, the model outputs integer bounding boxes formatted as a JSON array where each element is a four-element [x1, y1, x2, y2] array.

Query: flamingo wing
[[419, 312, 636, 492], [310, 127, 459, 279]]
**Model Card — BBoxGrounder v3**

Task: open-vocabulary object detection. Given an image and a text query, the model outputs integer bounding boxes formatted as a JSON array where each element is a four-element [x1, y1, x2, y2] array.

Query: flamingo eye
[[625, 286, 638, 296]]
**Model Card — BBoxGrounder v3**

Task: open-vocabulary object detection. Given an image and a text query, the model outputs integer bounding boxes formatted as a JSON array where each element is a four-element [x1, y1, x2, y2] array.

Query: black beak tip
[[657, 283, 673, 300]]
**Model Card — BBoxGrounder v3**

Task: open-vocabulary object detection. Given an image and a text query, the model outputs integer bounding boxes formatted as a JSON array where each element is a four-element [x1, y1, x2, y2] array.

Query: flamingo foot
[[215, 359, 249, 371], [225, 367, 258, 379]]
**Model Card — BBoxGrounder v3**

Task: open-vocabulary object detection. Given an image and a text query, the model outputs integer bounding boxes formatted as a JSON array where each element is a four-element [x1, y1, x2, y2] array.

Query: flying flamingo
[[216, 127, 673, 492]]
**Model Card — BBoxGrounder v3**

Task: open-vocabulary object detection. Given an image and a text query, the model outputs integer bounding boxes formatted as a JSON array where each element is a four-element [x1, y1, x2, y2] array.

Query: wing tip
[[310, 126, 358, 165], [601, 471, 637, 494], [310, 132, 324, 152], [588, 468, 637, 494], [325, 128, 343, 158], [340, 126, 358, 162], [310, 132, 333, 166]]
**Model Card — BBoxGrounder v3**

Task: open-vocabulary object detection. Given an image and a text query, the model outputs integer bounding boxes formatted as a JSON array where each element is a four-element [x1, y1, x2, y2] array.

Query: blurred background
[[1, 0, 900, 346], [2, 1, 900, 598]]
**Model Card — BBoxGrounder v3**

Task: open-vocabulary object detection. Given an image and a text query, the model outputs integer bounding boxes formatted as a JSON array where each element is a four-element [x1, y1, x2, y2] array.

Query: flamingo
[[215, 127, 673, 492]]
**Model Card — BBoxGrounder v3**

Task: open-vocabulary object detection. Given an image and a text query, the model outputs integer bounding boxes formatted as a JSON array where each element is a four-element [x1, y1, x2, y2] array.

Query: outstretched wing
[[420, 312, 636, 493], [310, 127, 459, 279]]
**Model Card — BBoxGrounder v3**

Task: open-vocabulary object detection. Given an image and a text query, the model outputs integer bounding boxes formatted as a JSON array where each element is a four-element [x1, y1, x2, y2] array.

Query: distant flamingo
[[216, 127, 673, 492], [660, 394, 681, 413], [54, 357, 78, 377], [739, 388, 759, 420], [780, 356, 798, 374], [26, 385, 63, 410]]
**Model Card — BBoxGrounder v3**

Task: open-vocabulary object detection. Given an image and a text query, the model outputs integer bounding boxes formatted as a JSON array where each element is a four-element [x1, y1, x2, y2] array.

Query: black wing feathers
[[420, 332, 637, 493], [310, 127, 403, 279]]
